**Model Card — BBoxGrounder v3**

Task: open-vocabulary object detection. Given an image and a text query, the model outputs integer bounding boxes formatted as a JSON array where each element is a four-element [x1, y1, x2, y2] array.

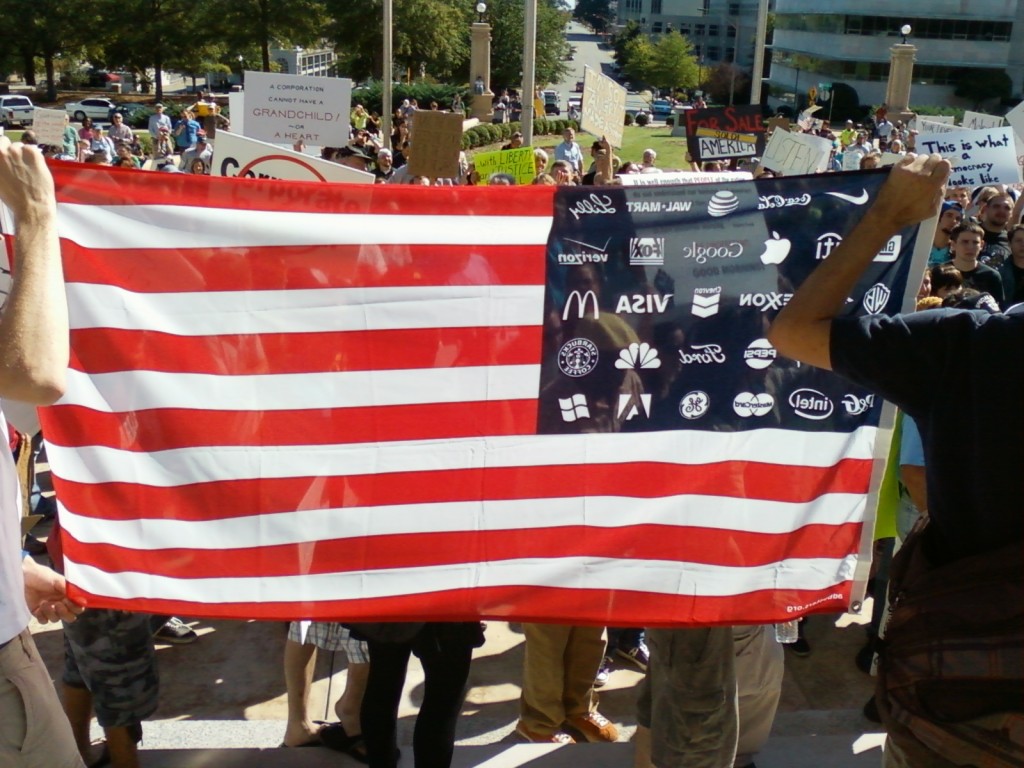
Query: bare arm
[[768, 154, 950, 369], [0, 138, 67, 403], [900, 463, 928, 513]]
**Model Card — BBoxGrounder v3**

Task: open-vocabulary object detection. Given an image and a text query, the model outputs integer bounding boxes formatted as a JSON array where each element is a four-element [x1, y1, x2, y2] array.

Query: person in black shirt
[[999, 224, 1024, 308], [944, 222, 1004, 305]]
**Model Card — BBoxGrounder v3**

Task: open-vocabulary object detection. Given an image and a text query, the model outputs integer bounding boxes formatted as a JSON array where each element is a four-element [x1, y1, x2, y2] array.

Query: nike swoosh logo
[[564, 237, 612, 252], [826, 189, 870, 205]]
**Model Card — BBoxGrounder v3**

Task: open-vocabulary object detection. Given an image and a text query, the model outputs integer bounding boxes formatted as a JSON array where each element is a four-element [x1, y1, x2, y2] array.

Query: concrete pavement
[[31, 602, 887, 765]]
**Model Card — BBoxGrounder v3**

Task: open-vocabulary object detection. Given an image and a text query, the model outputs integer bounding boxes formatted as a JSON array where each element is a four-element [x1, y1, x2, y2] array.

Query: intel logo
[[788, 388, 834, 420]]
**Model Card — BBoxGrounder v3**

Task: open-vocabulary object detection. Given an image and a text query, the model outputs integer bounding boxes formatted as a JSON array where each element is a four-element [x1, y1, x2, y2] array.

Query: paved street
[[548, 21, 656, 120]]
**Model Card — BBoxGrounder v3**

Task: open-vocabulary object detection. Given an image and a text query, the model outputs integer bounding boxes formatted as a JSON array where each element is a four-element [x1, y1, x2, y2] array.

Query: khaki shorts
[[0, 629, 85, 767]]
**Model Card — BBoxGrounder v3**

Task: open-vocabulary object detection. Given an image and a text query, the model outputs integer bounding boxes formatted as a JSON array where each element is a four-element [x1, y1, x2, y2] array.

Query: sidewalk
[[32, 602, 885, 765]]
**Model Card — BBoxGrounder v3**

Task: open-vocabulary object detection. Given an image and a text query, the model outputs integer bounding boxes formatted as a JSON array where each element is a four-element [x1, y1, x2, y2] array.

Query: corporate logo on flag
[[679, 391, 710, 419], [616, 294, 673, 314], [874, 235, 902, 263], [681, 240, 743, 264], [615, 342, 661, 370], [558, 338, 599, 377], [558, 237, 611, 265], [758, 193, 811, 210], [862, 283, 891, 314], [744, 339, 777, 369], [563, 290, 600, 320], [816, 233, 843, 260], [568, 192, 617, 220], [789, 388, 835, 420], [739, 292, 792, 312], [629, 237, 665, 266], [678, 344, 726, 365], [842, 393, 875, 416], [618, 392, 652, 420], [559, 394, 591, 422], [826, 188, 870, 205], [707, 190, 740, 217], [733, 392, 775, 417], [760, 232, 792, 265], [692, 287, 721, 317]]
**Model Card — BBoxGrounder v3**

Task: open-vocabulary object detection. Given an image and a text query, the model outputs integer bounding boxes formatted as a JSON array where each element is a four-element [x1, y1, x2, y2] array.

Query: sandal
[[318, 722, 369, 764]]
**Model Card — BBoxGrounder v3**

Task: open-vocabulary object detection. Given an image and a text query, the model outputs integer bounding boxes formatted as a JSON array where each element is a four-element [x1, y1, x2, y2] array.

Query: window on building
[[652, 21, 663, 33], [276, 57, 289, 73], [650, 0, 662, 14]]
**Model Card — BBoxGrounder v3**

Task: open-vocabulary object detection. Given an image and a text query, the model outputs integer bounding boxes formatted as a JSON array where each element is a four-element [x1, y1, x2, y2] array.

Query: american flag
[[36, 163, 914, 626]]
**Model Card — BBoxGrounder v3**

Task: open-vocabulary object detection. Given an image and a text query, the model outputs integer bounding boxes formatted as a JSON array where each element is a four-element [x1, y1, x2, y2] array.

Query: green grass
[[469, 124, 693, 171]]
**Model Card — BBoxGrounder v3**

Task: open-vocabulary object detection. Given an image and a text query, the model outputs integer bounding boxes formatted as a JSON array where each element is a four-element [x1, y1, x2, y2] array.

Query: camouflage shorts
[[63, 610, 158, 729]]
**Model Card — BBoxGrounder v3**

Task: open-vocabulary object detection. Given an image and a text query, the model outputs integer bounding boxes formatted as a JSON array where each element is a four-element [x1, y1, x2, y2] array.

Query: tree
[[704, 62, 750, 105], [621, 36, 655, 88], [482, 0, 570, 88], [612, 20, 643, 69], [954, 68, 1012, 109], [211, 0, 330, 72], [573, 0, 613, 34], [647, 32, 699, 93], [323, 0, 468, 82]]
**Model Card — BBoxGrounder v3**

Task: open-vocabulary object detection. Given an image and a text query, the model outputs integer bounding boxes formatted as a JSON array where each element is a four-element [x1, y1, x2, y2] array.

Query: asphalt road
[[548, 21, 655, 120]]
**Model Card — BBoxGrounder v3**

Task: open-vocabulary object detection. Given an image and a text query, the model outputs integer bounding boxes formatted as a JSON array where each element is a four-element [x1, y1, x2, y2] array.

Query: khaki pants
[[733, 625, 783, 767], [518, 623, 606, 734], [0, 629, 85, 768]]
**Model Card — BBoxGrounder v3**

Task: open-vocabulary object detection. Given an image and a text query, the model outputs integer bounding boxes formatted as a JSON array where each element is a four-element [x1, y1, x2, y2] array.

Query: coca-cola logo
[[757, 193, 811, 210], [678, 343, 726, 365]]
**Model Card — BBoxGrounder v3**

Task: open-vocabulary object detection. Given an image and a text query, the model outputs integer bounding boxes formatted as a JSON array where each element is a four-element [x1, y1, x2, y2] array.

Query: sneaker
[[615, 641, 649, 671], [153, 617, 198, 644], [516, 722, 575, 744], [564, 711, 619, 743], [594, 656, 613, 688]]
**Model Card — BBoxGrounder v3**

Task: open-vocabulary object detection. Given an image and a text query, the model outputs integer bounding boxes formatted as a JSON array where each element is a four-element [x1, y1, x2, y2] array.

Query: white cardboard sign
[[32, 107, 67, 146], [961, 110, 1003, 131], [242, 71, 352, 147], [916, 126, 1021, 188], [212, 131, 374, 184], [761, 129, 833, 175], [580, 67, 627, 148], [617, 170, 752, 186]]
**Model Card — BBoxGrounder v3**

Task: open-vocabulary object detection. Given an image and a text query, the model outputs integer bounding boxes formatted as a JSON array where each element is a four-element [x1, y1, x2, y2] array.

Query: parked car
[[0, 95, 34, 128], [66, 97, 119, 123], [542, 89, 560, 116], [651, 99, 674, 118]]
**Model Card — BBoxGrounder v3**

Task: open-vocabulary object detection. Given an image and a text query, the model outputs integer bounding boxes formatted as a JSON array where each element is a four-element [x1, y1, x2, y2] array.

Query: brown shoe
[[515, 722, 576, 744], [565, 711, 619, 743]]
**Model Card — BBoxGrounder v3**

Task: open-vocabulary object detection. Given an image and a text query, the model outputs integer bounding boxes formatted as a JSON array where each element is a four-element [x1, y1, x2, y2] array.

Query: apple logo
[[760, 231, 791, 265]]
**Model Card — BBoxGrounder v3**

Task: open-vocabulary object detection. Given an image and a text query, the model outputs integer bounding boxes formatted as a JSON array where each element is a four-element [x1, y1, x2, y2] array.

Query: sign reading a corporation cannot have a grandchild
[[243, 71, 352, 147]]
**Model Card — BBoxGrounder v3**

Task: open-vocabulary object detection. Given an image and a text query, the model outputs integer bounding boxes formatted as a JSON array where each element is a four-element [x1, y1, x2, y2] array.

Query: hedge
[[460, 118, 581, 151]]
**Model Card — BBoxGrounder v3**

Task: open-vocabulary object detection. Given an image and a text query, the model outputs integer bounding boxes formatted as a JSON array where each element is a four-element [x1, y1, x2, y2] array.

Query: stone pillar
[[885, 43, 917, 124], [470, 22, 494, 122]]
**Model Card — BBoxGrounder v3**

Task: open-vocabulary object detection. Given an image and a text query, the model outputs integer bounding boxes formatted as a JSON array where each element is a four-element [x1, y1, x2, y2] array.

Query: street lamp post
[[885, 23, 917, 125], [469, 2, 495, 123]]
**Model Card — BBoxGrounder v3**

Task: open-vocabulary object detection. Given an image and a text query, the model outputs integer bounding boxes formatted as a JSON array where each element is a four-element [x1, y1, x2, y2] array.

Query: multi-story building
[[769, 1, 1024, 108], [269, 47, 337, 78], [616, 0, 767, 72]]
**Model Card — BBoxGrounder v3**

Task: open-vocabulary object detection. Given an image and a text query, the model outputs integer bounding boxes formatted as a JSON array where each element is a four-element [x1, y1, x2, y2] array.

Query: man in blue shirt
[[554, 128, 583, 177]]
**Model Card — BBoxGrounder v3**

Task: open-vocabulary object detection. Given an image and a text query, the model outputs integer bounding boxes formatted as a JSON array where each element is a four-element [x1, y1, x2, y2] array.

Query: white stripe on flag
[[59, 364, 541, 412], [67, 284, 546, 334], [46, 428, 878, 486], [57, 204, 554, 249], [64, 554, 858, 603], [58, 493, 867, 550]]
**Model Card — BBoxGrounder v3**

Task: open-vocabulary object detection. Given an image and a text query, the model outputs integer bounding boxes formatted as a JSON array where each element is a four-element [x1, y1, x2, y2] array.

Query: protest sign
[[879, 152, 904, 167], [227, 92, 245, 135], [212, 131, 374, 184], [580, 67, 626, 148], [617, 170, 752, 186], [242, 71, 351, 147], [472, 146, 535, 185], [961, 110, 1003, 131], [408, 110, 465, 179], [917, 126, 1021, 187], [32, 107, 67, 146], [915, 118, 957, 135], [684, 106, 766, 162], [841, 152, 862, 171], [761, 129, 833, 175], [908, 114, 953, 132]]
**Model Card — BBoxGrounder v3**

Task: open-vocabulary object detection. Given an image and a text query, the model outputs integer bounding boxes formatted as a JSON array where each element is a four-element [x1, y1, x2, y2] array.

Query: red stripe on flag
[[63, 583, 853, 626], [61, 242, 547, 292], [61, 523, 863, 579], [50, 459, 873, 522], [51, 160, 559, 216], [45, 400, 541, 451], [69, 326, 542, 375]]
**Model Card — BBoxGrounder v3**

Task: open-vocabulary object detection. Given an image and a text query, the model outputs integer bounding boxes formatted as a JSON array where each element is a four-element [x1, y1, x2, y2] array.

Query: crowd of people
[[2, 92, 1022, 768]]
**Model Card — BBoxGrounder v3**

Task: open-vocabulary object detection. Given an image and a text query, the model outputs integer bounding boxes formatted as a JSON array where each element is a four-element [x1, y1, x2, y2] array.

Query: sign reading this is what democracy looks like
[[243, 71, 352, 147], [917, 126, 1021, 188]]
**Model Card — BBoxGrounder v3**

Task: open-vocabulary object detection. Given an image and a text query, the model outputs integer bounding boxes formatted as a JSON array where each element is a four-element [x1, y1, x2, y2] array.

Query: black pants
[[361, 624, 477, 768]]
